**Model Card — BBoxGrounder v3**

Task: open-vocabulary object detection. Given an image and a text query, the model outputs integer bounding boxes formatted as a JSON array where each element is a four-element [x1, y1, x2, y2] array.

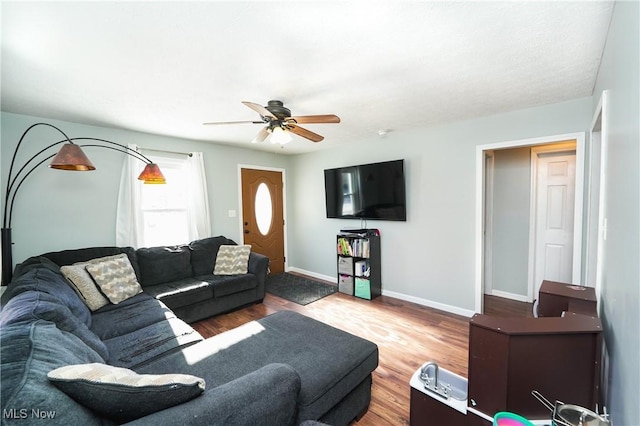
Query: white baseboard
[[489, 289, 531, 303], [285, 267, 335, 284], [382, 290, 476, 318], [285, 267, 476, 318]]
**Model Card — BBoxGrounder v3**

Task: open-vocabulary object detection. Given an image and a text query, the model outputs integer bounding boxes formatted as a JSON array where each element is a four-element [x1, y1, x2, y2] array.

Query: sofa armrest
[[248, 251, 269, 299], [126, 363, 300, 426]]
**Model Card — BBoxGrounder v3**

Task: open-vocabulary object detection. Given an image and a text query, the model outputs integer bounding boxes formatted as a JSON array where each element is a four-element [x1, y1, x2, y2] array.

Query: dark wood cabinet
[[537, 280, 597, 317], [466, 410, 493, 426], [467, 312, 602, 421], [410, 387, 467, 426]]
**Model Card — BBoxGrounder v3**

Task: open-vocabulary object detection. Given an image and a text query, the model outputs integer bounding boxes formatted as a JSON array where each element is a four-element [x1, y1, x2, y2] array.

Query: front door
[[241, 168, 285, 274]]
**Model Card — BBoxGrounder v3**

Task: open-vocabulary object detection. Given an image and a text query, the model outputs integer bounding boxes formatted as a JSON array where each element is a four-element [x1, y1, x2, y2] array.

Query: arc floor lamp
[[1, 122, 166, 285]]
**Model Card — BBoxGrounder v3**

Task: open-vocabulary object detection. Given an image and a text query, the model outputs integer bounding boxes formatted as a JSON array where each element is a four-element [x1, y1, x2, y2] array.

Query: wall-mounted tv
[[324, 159, 406, 221]]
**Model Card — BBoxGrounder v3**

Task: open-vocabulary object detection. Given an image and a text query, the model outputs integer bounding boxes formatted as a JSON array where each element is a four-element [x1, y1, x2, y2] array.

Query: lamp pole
[[1, 123, 165, 285]]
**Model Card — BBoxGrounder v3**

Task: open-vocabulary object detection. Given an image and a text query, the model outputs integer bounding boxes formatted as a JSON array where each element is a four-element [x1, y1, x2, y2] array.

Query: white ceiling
[[1, 1, 614, 155]]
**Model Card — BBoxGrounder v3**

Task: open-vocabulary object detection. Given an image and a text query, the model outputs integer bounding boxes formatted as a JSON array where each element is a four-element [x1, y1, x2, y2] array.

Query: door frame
[[474, 132, 585, 313], [237, 164, 288, 271], [585, 90, 609, 303], [528, 143, 578, 302], [483, 151, 495, 295]]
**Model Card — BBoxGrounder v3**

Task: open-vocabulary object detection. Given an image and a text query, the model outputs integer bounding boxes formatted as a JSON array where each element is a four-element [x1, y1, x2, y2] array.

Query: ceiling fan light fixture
[[270, 126, 292, 145]]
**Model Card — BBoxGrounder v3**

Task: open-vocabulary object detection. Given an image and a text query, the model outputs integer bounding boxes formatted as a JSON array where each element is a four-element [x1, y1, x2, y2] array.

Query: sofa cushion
[[41, 246, 141, 280], [0, 321, 105, 425], [103, 317, 203, 369], [142, 277, 214, 310], [48, 363, 205, 423], [0, 291, 109, 361], [203, 274, 258, 298], [91, 293, 176, 340], [213, 245, 251, 275], [86, 254, 143, 304], [3, 262, 92, 328], [188, 236, 236, 276], [136, 245, 192, 287]]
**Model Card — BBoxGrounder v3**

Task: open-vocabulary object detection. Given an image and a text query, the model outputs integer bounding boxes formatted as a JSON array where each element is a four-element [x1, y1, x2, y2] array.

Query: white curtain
[[186, 152, 211, 241], [115, 144, 144, 247]]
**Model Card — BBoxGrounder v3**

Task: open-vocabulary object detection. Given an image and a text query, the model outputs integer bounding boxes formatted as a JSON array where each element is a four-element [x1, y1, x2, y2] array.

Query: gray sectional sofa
[[38, 236, 269, 323], [0, 238, 379, 425]]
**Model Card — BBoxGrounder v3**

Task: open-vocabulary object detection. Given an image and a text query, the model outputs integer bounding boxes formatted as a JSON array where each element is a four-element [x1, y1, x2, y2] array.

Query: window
[[116, 146, 210, 249], [140, 155, 190, 247]]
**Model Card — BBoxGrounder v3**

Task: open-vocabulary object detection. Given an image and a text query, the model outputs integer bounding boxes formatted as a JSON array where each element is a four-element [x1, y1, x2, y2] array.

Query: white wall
[[491, 147, 531, 297], [590, 1, 640, 423], [287, 97, 591, 314], [0, 112, 290, 266]]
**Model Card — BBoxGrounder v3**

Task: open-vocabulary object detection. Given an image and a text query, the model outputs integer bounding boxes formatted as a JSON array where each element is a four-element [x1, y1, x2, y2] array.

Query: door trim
[[528, 143, 578, 302], [585, 90, 609, 303], [483, 151, 495, 295], [237, 164, 287, 271], [474, 132, 585, 313]]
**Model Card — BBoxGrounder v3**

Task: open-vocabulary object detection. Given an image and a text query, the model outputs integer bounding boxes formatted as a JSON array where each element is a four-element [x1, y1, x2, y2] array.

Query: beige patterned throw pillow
[[213, 245, 251, 275], [85, 254, 142, 304], [61, 254, 132, 311]]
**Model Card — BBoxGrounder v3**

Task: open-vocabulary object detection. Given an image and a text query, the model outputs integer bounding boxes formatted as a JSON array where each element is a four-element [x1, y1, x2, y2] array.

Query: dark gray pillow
[[189, 236, 236, 276], [48, 363, 205, 422], [137, 246, 192, 286]]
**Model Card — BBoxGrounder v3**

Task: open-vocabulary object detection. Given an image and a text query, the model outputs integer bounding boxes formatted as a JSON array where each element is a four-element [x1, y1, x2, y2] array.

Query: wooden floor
[[192, 286, 532, 426]]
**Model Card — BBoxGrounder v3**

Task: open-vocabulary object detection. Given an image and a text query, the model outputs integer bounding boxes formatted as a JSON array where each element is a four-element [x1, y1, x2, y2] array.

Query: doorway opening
[[475, 133, 585, 313]]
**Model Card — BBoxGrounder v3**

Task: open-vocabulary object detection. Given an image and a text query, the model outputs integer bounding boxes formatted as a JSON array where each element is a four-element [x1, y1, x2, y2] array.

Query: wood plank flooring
[[192, 286, 532, 426]]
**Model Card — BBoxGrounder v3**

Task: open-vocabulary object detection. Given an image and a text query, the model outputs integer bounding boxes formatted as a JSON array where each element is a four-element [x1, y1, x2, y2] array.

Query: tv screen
[[324, 159, 406, 221]]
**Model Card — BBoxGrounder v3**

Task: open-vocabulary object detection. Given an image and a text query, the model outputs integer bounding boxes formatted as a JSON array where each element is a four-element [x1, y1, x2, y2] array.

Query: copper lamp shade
[[49, 143, 96, 171], [138, 163, 166, 184]]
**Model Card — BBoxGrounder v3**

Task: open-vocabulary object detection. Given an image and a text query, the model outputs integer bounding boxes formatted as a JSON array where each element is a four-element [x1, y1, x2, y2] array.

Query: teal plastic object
[[493, 411, 535, 426]]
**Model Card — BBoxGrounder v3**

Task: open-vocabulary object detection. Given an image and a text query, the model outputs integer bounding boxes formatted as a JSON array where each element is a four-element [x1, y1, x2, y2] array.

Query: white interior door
[[533, 150, 576, 297]]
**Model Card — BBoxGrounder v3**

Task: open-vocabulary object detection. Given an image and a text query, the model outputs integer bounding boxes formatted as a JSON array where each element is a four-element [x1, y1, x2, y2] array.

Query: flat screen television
[[324, 159, 406, 221]]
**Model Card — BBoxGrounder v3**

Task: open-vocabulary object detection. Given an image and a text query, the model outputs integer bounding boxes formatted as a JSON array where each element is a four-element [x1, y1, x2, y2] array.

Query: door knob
[[244, 230, 250, 234]]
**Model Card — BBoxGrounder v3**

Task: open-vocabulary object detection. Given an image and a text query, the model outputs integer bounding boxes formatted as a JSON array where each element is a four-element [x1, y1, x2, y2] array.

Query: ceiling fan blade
[[242, 101, 276, 119], [287, 124, 324, 142], [203, 120, 263, 125], [290, 114, 340, 124], [251, 127, 270, 144]]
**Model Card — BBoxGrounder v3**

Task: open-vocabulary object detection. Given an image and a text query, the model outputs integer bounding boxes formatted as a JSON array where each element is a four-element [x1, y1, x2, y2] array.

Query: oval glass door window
[[255, 182, 273, 235]]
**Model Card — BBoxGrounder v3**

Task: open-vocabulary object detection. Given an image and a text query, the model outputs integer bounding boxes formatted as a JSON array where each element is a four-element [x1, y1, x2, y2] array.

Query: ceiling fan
[[203, 100, 340, 144]]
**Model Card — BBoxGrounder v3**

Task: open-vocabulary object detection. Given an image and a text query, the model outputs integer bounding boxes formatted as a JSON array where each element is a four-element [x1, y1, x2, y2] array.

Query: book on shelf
[[337, 236, 370, 258], [337, 238, 352, 256]]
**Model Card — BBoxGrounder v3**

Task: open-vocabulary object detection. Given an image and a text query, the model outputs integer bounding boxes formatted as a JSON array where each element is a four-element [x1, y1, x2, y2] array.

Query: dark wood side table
[[537, 280, 597, 317]]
